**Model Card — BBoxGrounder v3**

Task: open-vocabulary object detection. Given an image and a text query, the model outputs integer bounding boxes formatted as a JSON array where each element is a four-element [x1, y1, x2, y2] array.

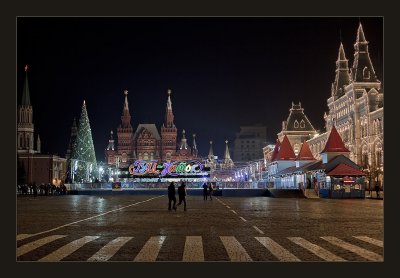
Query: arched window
[[300, 120, 305, 128], [294, 120, 299, 128], [363, 67, 370, 79], [122, 153, 128, 162]]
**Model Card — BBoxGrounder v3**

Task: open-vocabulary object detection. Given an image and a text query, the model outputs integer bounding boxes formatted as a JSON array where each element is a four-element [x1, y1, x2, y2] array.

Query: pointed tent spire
[[332, 43, 351, 98], [208, 141, 214, 157], [338, 42, 346, 60], [22, 65, 31, 106], [356, 23, 366, 43], [120, 90, 132, 128], [107, 130, 115, 151], [124, 89, 129, 110], [224, 140, 232, 160], [179, 129, 189, 150], [270, 139, 281, 162], [275, 135, 296, 160], [192, 134, 198, 156], [296, 140, 315, 160], [352, 22, 378, 82], [192, 134, 197, 149], [167, 89, 172, 110], [37, 134, 41, 153], [164, 89, 175, 128], [321, 125, 350, 153]]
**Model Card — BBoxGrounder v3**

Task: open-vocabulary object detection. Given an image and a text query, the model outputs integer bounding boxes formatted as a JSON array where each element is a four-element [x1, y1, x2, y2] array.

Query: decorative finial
[[110, 130, 113, 134], [83, 100, 86, 105], [168, 89, 171, 95], [210, 141, 213, 144], [24, 65, 28, 72], [225, 140, 228, 144], [124, 89, 128, 96], [193, 134, 196, 138], [183, 129, 185, 134]]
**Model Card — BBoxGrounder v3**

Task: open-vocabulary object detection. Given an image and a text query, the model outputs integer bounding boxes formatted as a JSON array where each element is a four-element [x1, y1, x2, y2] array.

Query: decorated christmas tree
[[71, 100, 98, 183]]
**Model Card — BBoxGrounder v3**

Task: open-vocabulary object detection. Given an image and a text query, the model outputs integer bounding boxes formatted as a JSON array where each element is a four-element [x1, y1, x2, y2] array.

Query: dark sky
[[17, 17, 383, 162]]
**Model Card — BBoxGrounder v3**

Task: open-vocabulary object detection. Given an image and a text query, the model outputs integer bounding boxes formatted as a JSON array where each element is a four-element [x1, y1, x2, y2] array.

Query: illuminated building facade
[[307, 23, 384, 188], [105, 89, 198, 167]]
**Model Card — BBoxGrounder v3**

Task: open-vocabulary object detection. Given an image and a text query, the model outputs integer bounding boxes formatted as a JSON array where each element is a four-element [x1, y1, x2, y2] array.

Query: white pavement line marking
[[134, 236, 166, 262], [239, 217, 247, 222], [17, 234, 33, 241], [255, 237, 300, 262], [226, 206, 231, 209], [253, 226, 264, 234], [87, 237, 133, 262], [353, 236, 383, 248], [182, 236, 204, 262], [17, 235, 66, 257], [39, 236, 99, 261], [230, 210, 237, 214], [220, 236, 252, 262], [321, 236, 383, 261], [288, 237, 346, 261], [28, 196, 162, 238]]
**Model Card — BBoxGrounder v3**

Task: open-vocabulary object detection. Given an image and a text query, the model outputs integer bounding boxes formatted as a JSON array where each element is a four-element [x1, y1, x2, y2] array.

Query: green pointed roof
[[22, 65, 31, 106]]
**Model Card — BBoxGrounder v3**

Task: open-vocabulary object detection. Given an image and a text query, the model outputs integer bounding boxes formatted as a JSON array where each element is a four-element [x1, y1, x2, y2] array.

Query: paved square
[[17, 194, 383, 261]]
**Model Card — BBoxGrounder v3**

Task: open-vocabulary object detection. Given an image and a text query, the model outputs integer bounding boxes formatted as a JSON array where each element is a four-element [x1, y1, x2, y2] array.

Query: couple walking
[[202, 182, 214, 200], [168, 181, 187, 211]]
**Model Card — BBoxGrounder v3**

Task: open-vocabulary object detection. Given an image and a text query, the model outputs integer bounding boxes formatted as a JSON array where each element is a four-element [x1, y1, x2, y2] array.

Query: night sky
[[17, 17, 383, 162]]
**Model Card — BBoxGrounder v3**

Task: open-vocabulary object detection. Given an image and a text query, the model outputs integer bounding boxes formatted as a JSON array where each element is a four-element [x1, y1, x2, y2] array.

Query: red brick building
[[17, 66, 67, 186], [105, 89, 198, 167]]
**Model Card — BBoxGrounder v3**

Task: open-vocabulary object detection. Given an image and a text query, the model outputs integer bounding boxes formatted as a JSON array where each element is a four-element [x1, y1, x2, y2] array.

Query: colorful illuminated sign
[[128, 160, 205, 177]]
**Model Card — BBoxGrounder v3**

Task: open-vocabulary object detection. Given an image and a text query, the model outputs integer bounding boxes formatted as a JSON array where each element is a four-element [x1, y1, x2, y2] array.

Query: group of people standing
[[168, 181, 187, 211], [202, 182, 214, 200], [167, 181, 215, 211]]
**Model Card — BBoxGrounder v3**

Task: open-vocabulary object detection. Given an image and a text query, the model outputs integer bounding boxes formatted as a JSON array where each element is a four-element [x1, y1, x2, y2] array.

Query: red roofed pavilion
[[270, 139, 281, 162], [326, 163, 366, 176], [321, 125, 350, 153], [296, 140, 316, 160], [275, 135, 296, 160]]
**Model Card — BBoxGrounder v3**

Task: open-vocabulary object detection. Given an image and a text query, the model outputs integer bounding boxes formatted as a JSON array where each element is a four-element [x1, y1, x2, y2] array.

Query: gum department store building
[[265, 23, 383, 187]]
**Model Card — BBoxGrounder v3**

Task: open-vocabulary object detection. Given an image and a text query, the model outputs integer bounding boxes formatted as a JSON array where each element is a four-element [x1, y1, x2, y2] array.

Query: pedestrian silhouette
[[208, 182, 213, 200], [176, 181, 187, 211], [202, 182, 208, 200], [168, 182, 177, 211], [375, 184, 380, 199]]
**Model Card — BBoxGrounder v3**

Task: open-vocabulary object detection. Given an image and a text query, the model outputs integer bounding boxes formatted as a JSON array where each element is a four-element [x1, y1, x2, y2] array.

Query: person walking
[[168, 182, 177, 211], [176, 181, 187, 211], [375, 183, 380, 199], [208, 182, 213, 200], [202, 182, 208, 200]]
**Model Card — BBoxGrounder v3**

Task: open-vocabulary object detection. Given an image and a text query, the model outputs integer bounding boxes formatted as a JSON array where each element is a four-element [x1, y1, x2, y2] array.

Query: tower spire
[[22, 65, 31, 106], [352, 22, 379, 83], [192, 134, 198, 157], [221, 140, 234, 169], [165, 89, 175, 128], [331, 43, 351, 99], [208, 141, 214, 158], [179, 129, 189, 150], [120, 90, 132, 128]]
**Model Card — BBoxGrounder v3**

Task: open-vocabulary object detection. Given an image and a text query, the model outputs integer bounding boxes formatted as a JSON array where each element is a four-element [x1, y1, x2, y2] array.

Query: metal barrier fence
[[66, 181, 269, 190]]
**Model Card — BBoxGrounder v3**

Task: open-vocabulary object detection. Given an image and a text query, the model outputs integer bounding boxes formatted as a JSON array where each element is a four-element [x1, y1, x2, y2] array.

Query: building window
[[294, 120, 299, 128], [300, 120, 305, 128], [363, 67, 370, 79]]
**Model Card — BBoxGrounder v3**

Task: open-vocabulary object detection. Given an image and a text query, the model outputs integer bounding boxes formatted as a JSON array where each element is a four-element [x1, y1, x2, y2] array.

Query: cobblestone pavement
[[17, 194, 383, 262]]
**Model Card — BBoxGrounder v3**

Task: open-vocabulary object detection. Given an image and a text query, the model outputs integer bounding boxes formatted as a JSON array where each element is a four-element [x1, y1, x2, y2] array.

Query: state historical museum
[[105, 89, 198, 167]]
